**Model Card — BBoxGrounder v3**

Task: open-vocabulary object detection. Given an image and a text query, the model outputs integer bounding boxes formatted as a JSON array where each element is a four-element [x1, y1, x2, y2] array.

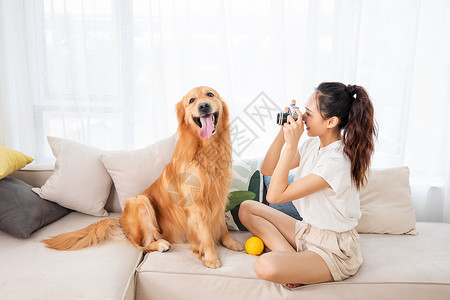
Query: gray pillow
[[0, 176, 69, 238]]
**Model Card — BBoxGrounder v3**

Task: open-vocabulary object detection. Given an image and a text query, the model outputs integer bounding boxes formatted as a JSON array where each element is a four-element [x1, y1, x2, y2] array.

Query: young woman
[[239, 82, 377, 287]]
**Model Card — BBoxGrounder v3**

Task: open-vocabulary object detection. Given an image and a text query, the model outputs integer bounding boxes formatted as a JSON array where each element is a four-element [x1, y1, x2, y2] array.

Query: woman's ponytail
[[316, 82, 378, 190], [343, 85, 377, 189]]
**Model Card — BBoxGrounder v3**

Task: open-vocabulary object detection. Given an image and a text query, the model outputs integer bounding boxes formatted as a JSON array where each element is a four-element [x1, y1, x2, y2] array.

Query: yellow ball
[[245, 236, 264, 255]]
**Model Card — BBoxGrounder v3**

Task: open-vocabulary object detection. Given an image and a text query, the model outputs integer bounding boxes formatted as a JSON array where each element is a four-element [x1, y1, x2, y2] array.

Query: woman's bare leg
[[238, 200, 297, 252], [255, 250, 333, 285], [238, 200, 333, 285]]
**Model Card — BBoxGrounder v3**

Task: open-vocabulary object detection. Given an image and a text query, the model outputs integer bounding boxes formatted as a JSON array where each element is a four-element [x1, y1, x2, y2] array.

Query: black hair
[[316, 82, 378, 189]]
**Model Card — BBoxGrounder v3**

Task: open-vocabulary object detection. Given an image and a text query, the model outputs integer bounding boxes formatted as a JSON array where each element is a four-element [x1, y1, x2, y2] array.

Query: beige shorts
[[293, 220, 363, 281]]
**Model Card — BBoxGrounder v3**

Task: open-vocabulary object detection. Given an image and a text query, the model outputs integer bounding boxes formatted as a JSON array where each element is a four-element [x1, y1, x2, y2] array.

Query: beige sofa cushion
[[32, 137, 112, 216], [12, 165, 122, 213], [101, 134, 177, 208], [135, 223, 450, 300], [357, 166, 418, 235], [0, 212, 142, 300]]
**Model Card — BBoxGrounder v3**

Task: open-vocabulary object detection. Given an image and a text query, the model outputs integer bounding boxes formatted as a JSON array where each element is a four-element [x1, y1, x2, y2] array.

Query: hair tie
[[346, 84, 357, 99]]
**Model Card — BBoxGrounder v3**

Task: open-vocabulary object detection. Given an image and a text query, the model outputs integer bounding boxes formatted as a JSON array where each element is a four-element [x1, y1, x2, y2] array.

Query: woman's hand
[[282, 102, 304, 149], [265, 100, 303, 201]]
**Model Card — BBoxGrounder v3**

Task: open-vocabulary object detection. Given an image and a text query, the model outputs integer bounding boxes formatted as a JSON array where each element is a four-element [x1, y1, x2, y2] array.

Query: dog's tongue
[[199, 115, 214, 139]]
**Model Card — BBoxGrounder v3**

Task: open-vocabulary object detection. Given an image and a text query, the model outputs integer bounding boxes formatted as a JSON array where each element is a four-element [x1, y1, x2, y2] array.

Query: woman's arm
[[260, 129, 300, 176], [266, 172, 330, 204], [260, 128, 284, 176], [266, 110, 329, 204]]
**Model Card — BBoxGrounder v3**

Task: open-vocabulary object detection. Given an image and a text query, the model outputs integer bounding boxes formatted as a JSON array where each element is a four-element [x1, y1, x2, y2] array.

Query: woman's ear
[[327, 116, 339, 128]]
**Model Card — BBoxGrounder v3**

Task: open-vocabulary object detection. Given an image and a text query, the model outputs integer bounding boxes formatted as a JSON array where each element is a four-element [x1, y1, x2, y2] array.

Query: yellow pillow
[[0, 146, 34, 179]]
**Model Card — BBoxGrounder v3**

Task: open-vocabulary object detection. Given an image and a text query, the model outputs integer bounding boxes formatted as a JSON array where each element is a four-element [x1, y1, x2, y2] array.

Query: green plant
[[226, 190, 256, 212]]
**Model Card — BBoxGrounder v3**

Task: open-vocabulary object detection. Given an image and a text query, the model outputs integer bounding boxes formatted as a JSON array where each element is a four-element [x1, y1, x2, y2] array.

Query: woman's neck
[[319, 132, 341, 149]]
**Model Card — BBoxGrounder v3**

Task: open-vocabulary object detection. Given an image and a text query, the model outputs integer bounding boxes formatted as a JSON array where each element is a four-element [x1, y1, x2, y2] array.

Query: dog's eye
[[189, 98, 195, 104], [207, 92, 214, 97]]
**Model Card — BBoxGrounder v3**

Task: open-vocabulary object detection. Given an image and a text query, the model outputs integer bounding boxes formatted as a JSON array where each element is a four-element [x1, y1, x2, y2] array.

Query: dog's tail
[[41, 218, 121, 251]]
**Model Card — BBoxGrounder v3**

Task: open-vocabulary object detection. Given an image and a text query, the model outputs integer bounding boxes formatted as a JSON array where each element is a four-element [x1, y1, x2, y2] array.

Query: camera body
[[276, 103, 299, 125]]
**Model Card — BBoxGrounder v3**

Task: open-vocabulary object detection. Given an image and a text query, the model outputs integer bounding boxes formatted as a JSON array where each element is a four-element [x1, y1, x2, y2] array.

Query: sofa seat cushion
[[135, 223, 450, 300], [0, 212, 142, 300], [349, 222, 450, 284]]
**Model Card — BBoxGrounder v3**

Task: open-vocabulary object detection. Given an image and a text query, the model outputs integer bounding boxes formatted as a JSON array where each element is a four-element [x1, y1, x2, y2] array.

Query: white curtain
[[1, 0, 449, 222]]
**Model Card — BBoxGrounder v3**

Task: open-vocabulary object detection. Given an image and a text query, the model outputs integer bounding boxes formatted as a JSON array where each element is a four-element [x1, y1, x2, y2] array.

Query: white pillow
[[356, 166, 418, 235], [101, 134, 177, 209], [32, 137, 111, 217]]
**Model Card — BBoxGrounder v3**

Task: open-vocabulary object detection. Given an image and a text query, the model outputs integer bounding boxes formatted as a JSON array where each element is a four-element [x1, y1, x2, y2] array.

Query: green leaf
[[226, 190, 256, 212], [248, 170, 260, 201]]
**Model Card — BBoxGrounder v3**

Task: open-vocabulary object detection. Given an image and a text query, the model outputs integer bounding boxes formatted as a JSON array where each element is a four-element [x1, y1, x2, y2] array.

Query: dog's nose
[[198, 102, 211, 114]]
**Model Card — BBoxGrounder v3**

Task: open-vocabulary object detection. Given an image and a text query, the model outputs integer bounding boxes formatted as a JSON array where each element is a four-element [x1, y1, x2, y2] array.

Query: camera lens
[[276, 112, 289, 125]]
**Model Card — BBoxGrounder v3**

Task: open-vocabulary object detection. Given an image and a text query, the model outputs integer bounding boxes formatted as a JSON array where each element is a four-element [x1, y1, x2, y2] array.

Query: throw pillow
[[263, 174, 302, 221], [0, 176, 69, 238], [229, 158, 264, 200], [32, 136, 112, 217], [0, 146, 34, 179], [226, 158, 264, 231], [101, 134, 178, 208], [356, 166, 418, 235]]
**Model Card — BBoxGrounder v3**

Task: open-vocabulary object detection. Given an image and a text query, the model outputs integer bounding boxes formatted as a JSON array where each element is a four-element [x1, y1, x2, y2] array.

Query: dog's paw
[[231, 242, 245, 252], [222, 237, 245, 251], [156, 239, 171, 252], [204, 258, 221, 269], [224, 241, 245, 251], [145, 239, 171, 252]]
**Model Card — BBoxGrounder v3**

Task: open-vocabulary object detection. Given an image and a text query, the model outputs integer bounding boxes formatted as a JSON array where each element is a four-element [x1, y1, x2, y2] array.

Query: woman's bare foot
[[283, 283, 303, 288]]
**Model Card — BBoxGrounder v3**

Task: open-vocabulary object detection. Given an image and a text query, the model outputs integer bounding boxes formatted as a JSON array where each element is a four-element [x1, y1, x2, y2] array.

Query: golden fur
[[42, 86, 244, 268]]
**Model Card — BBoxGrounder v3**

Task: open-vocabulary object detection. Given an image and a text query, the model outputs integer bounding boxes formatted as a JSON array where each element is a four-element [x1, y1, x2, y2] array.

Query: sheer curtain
[[1, 0, 449, 222]]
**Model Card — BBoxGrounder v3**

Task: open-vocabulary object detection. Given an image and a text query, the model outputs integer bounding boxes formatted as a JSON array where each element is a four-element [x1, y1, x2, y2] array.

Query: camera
[[276, 103, 299, 125]]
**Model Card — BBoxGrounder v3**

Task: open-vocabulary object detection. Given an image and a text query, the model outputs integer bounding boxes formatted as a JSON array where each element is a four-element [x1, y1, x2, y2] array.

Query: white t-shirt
[[292, 137, 361, 232]]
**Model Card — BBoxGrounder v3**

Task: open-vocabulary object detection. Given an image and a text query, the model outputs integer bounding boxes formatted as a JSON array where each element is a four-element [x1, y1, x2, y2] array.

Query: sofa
[[1, 137, 450, 300]]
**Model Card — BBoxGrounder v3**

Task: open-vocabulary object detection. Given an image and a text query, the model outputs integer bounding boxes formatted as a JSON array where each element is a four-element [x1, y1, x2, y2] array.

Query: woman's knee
[[239, 200, 266, 221], [254, 253, 281, 283], [238, 200, 257, 222]]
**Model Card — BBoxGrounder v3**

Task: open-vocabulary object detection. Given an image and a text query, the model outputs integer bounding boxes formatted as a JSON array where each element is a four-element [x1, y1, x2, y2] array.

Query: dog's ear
[[220, 97, 230, 127], [176, 99, 186, 126]]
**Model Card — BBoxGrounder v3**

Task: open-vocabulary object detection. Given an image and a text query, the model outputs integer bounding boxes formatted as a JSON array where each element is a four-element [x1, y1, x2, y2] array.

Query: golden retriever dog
[[42, 86, 244, 268]]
